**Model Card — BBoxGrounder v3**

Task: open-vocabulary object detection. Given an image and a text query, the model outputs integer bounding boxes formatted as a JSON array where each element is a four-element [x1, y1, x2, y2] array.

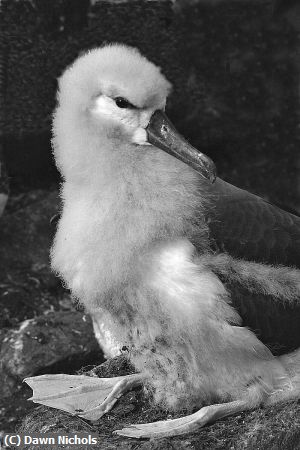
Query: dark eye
[[115, 97, 134, 109]]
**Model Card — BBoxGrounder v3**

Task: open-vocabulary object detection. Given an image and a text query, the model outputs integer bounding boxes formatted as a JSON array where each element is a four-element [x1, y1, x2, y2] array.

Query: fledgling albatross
[[25, 44, 300, 439]]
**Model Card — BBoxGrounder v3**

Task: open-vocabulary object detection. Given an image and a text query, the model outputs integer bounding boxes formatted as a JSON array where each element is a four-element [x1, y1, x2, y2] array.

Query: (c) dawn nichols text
[[1, 433, 99, 447]]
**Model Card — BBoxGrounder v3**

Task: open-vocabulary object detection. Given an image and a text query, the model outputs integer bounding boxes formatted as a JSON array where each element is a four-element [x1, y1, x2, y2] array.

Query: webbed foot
[[115, 400, 247, 438], [25, 372, 146, 421]]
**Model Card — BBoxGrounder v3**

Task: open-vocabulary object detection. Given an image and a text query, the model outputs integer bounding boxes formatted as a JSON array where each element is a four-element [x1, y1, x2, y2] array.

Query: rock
[[0, 311, 102, 399], [0, 190, 59, 272], [0, 192, 8, 216]]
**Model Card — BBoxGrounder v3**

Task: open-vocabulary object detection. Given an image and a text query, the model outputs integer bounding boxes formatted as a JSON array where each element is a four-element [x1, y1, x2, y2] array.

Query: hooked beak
[[146, 110, 216, 183]]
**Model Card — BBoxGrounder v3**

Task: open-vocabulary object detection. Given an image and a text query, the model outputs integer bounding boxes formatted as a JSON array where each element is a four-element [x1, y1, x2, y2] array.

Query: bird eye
[[115, 97, 134, 109]]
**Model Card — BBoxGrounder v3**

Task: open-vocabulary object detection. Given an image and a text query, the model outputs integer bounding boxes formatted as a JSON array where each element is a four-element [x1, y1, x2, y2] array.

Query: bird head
[[53, 44, 216, 182]]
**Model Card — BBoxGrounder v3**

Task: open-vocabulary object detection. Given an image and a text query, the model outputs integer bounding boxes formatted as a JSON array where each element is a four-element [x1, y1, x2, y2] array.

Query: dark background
[[1, 0, 299, 212]]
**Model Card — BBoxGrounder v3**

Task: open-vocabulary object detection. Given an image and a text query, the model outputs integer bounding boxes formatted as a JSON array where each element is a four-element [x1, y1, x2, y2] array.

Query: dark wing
[[226, 282, 300, 355], [205, 178, 300, 353], [207, 178, 300, 269]]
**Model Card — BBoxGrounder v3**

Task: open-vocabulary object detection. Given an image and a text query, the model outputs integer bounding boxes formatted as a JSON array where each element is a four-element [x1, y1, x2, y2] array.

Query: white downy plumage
[[25, 44, 300, 439]]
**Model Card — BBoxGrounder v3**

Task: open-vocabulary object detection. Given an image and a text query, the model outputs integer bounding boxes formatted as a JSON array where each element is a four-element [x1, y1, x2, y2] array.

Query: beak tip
[[202, 160, 217, 183], [210, 168, 217, 183]]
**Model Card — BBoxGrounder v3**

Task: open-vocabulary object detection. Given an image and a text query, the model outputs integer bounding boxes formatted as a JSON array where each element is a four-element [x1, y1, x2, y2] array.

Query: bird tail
[[266, 348, 300, 405]]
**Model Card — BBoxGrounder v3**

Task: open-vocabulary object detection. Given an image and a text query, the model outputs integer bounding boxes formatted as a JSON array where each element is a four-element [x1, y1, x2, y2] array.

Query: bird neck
[[52, 132, 210, 308]]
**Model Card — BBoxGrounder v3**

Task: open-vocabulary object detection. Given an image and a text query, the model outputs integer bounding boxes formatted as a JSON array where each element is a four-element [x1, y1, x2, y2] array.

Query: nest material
[[18, 355, 300, 450]]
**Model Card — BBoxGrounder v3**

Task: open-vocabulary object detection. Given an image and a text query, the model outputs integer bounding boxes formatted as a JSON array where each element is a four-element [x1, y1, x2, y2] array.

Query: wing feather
[[207, 178, 300, 268], [202, 179, 300, 350]]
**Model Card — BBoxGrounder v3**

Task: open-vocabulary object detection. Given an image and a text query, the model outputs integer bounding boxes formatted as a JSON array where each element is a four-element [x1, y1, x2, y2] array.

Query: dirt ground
[[18, 356, 300, 450]]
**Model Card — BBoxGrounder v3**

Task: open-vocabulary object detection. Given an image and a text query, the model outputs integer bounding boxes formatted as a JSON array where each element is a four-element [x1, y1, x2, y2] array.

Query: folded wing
[[205, 178, 300, 352], [208, 178, 300, 268]]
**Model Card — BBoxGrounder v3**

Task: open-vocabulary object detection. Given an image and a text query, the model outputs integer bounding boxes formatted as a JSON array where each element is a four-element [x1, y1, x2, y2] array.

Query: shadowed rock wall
[[1, 0, 299, 210]]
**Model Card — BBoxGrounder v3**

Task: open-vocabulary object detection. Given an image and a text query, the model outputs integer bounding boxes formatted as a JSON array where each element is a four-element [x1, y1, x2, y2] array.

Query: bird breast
[[51, 152, 208, 308]]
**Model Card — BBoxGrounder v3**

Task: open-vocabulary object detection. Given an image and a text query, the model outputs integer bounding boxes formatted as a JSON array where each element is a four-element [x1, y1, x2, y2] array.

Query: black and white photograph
[[0, 0, 299, 448]]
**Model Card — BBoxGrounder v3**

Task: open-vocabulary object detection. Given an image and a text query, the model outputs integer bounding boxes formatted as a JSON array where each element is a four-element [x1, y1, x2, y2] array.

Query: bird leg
[[92, 313, 122, 358], [25, 372, 147, 421], [115, 399, 248, 439]]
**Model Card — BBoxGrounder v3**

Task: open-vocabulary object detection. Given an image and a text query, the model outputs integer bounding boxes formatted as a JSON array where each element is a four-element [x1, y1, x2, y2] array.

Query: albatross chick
[[25, 44, 300, 439]]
